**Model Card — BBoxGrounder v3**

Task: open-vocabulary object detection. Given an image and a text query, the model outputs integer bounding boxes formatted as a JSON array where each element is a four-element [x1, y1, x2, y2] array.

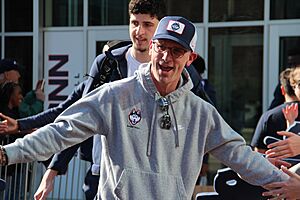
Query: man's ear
[[185, 52, 198, 67], [280, 85, 286, 96]]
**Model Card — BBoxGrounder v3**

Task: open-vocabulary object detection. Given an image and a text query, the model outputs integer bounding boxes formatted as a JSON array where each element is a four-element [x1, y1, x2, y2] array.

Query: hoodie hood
[[137, 63, 194, 101], [136, 63, 194, 156]]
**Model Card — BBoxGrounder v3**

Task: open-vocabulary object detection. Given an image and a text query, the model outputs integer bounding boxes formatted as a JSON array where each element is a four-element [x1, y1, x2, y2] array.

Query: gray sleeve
[[206, 108, 289, 186], [4, 87, 106, 165]]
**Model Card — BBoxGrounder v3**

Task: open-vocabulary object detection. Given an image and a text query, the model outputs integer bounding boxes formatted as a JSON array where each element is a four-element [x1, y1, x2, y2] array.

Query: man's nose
[[136, 25, 145, 35], [161, 49, 172, 61]]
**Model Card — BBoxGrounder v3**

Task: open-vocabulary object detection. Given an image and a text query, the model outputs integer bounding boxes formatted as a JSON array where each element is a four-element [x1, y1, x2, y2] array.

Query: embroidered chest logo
[[128, 108, 141, 126]]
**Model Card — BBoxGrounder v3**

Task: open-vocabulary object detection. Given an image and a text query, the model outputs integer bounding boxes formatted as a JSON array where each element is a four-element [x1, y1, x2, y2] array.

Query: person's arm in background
[[34, 168, 57, 200], [0, 80, 87, 133], [19, 89, 44, 118]]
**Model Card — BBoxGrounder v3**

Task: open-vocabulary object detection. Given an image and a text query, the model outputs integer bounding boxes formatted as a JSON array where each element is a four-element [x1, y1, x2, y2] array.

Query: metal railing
[[0, 135, 89, 200]]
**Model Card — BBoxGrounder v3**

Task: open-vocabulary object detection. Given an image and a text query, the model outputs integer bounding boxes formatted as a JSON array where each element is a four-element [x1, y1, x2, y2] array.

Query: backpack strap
[[93, 51, 120, 89], [88, 41, 131, 91]]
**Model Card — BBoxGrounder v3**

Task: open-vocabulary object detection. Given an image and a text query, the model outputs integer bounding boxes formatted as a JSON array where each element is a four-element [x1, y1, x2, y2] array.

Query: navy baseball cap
[[152, 16, 197, 52], [0, 59, 20, 74]]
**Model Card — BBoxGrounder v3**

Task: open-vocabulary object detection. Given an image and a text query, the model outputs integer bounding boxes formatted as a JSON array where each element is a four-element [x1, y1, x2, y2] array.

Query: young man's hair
[[128, 0, 166, 20], [280, 68, 295, 97], [289, 65, 300, 89]]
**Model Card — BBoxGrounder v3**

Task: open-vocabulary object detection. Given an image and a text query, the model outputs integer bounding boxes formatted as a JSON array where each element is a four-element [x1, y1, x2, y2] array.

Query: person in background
[[251, 67, 300, 153], [0, 81, 25, 199], [0, 81, 23, 123], [0, 15, 293, 200], [265, 65, 300, 159], [261, 65, 300, 199], [268, 49, 300, 110], [0, 59, 44, 117]]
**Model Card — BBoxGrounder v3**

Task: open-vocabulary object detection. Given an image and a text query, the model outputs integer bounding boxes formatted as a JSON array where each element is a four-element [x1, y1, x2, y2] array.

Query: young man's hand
[[0, 113, 18, 134], [34, 169, 58, 200]]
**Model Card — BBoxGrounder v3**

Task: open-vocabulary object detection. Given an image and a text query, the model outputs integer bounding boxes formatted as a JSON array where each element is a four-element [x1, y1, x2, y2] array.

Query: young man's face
[[129, 13, 159, 53], [149, 39, 197, 94]]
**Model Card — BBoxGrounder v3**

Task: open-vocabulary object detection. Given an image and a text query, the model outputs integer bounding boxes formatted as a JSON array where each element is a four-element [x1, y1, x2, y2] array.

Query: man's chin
[[134, 45, 147, 53]]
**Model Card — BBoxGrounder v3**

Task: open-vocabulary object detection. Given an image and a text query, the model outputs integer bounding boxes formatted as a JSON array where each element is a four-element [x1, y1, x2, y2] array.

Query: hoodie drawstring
[[168, 96, 179, 147], [147, 100, 157, 156], [147, 95, 179, 157]]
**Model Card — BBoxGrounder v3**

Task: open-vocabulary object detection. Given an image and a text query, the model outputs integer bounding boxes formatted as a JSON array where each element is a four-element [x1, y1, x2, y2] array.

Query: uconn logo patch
[[167, 20, 185, 34], [128, 108, 141, 126]]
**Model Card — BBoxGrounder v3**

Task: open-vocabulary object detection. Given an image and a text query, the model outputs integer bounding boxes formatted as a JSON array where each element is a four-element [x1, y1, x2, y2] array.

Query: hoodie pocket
[[114, 168, 187, 200]]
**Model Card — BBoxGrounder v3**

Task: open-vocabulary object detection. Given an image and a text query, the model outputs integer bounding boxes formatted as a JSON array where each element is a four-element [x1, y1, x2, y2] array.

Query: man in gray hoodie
[[0, 16, 291, 200]]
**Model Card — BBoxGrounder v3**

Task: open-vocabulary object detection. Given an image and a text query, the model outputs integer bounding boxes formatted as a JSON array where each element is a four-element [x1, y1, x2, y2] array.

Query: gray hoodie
[[5, 64, 288, 199]]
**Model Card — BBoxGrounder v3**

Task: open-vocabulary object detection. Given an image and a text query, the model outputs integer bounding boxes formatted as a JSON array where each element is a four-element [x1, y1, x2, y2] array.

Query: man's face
[[150, 39, 197, 94], [4, 70, 21, 83], [129, 13, 159, 53]]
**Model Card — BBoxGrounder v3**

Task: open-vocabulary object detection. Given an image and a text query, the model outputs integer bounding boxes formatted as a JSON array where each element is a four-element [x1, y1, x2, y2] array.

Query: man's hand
[[35, 88, 45, 102], [282, 103, 298, 127], [34, 169, 58, 200], [263, 166, 300, 200], [0, 113, 18, 134], [266, 131, 300, 159]]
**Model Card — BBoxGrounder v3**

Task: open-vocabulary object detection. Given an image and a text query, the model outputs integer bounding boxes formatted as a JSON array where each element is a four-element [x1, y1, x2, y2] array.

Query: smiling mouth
[[136, 38, 146, 43], [159, 64, 173, 72]]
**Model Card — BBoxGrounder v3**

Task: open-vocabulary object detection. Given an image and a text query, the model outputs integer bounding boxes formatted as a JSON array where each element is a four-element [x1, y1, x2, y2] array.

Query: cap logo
[[167, 20, 185, 34]]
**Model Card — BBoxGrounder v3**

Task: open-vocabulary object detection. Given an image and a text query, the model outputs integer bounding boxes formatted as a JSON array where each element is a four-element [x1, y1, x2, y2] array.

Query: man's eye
[[173, 48, 183, 54], [157, 45, 166, 50], [144, 22, 154, 27], [131, 21, 139, 27]]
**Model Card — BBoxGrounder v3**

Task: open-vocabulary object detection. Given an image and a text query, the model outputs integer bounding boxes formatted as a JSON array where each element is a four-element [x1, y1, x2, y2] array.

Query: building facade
[[1, 0, 300, 196]]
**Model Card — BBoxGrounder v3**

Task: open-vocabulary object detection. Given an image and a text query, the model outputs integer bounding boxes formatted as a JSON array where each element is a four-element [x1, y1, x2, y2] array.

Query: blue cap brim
[[152, 34, 192, 51]]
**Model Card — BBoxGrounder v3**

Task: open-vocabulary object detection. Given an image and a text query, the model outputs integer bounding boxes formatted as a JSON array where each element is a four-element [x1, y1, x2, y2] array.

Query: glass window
[[5, 37, 33, 94], [5, 0, 33, 31], [279, 37, 300, 72], [208, 27, 263, 142], [209, 0, 263, 22], [44, 0, 83, 27], [271, 0, 300, 19], [165, 0, 203, 22], [89, 0, 128, 25]]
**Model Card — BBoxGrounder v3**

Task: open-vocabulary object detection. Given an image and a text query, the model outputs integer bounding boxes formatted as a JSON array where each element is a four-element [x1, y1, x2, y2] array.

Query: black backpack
[[214, 168, 268, 200]]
